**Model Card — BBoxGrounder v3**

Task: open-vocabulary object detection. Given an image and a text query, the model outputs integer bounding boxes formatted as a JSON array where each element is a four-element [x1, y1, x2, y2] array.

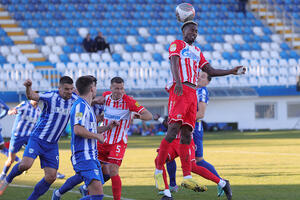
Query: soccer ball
[[175, 3, 195, 23]]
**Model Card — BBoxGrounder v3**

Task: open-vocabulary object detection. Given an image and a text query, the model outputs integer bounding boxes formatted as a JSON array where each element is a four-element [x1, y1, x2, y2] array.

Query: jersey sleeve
[[102, 91, 112, 97], [123, 95, 145, 113], [169, 40, 184, 58], [197, 88, 209, 104], [74, 102, 87, 126], [39, 91, 54, 103], [198, 51, 209, 69], [15, 101, 27, 112]]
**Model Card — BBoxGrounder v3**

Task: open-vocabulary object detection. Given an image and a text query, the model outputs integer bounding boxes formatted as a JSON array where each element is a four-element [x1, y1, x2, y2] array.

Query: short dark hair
[[76, 76, 95, 95], [59, 76, 73, 85], [111, 77, 124, 85], [86, 75, 97, 85]]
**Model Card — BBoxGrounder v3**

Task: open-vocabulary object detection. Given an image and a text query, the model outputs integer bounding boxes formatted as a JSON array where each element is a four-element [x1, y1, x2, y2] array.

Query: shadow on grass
[[1, 184, 300, 200]]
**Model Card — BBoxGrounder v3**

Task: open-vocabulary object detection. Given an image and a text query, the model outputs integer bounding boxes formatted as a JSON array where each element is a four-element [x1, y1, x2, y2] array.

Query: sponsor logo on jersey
[[181, 48, 200, 62]]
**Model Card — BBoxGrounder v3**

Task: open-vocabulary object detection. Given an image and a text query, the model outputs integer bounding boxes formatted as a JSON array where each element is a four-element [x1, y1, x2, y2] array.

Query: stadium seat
[[69, 53, 80, 62], [91, 53, 101, 62], [52, 45, 63, 55], [49, 54, 60, 63], [0, 46, 10, 56]]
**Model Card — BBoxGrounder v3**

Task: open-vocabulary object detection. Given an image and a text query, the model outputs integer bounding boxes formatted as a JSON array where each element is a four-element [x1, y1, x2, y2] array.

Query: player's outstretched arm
[[8, 108, 18, 115], [202, 63, 246, 77], [74, 124, 104, 142], [24, 79, 39, 101], [138, 109, 153, 121], [97, 120, 119, 133]]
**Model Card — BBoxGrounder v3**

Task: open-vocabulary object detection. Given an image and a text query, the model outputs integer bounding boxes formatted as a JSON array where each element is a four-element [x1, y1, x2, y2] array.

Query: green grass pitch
[[0, 130, 300, 200]]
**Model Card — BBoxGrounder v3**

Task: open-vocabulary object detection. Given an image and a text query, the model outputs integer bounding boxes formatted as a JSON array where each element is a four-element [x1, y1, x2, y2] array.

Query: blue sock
[[2, 165, 10, 175], [59, 174, 83, 195], [103, 174, 110, 182], [27, 178, 51, 200], [0, 148, 8, 157], [80, 195, 104, 200], [166, 160, 177, 187], [6, 163, 23, 183], [197, 160, 221, 179]]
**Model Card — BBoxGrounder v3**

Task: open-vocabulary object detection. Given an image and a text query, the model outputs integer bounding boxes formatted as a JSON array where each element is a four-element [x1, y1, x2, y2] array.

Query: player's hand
[[174, 82, 183, 96], [231, 66, 246, 75], [96, 114, 104, 123], [108, 120, 119, 129], [8, 108, 18, 115], [132, 113, 141, 119], [96, 133, 104, 144], [23, 79, 32, 88], [153, 113, 160, 121], [92, 96, 105, 105]]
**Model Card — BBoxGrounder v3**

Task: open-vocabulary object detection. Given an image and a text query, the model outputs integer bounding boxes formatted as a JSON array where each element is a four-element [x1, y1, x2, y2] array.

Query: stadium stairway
[[250, 0, 300, 50], [0, 4, 52, 68]]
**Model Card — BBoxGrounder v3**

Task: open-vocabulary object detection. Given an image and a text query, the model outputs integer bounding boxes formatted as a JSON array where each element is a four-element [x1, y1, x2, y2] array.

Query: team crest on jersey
[[170, 44, 177, 52], [94, 169, 99, 176], [177, 114, 182, 119], [75, 112, 83, 121], [29, 148, 34, 154], [135, 102, 141, 107]]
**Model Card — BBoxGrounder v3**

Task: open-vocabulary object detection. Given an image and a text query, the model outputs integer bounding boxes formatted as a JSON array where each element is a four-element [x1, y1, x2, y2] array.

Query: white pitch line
[[10, 184, 136, 200], [210, 150, 300, 156]]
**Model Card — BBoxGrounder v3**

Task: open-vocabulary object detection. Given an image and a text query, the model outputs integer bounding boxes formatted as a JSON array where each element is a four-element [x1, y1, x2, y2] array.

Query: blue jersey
[[11, 101, 41, 138], [194, 87, 209, 132], [0, 98, 9, 119], [93, 104, 104, 116], [70, 98, 98, 166], [31, 91, 78, 143]]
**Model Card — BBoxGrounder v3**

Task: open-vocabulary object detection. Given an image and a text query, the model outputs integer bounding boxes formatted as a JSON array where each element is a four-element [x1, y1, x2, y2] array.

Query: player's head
[[98, 32, 102, 37], [197, 72, 211, 87], [76, 75, 97, 98], [59, 76, 74, 100], [181, 21, 198, 44], [86, 33, 91, 39], [110, 77, 125, 100]]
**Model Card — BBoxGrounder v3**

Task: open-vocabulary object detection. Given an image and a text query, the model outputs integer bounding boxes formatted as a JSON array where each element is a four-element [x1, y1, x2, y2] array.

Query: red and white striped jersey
[[102, 91, 145, 144], [169, 40, 208, 86]]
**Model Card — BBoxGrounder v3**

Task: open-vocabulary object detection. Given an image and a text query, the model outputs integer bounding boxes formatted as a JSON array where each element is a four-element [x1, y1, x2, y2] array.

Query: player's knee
[[44, 173, 56, 183], [19, 161, 31, 171]]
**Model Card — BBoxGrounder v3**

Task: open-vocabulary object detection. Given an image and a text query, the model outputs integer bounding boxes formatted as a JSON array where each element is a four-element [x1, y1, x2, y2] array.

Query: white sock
[[55, 190, 61, 197], [83, 185, 87, 190], [183, 175, 192, 179], [164, 189, 172, 197], [155, 169, 163, 175], [218, 179, 226, 188]]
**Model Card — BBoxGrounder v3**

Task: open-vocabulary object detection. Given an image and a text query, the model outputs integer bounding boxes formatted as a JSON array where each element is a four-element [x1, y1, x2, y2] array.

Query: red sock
[[179, 144, 191, 176], [156, 138, 170, 170], [111, 175, 122, 200], [162, 165, 169, 189], [191, 162, 220, 184]]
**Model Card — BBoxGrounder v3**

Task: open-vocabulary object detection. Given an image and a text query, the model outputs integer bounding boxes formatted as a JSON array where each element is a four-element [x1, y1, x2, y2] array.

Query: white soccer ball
[[175, 3, 195, 23]]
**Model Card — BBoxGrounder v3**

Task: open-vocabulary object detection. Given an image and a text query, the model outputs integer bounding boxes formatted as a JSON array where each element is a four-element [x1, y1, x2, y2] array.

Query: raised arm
[[134, 109, 153, 121], [170, 56, 183, 96], [202, 63, 245, 77], [24, 79, 39, 101]]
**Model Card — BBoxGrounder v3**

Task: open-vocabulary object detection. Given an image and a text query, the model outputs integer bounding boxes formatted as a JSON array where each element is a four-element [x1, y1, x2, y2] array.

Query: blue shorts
[[23, 136, 59, 169], [74, 160, 104, 186], [0, 128, 4, 145], [9, 136, 29, 153], [193, 127, 203, 158]]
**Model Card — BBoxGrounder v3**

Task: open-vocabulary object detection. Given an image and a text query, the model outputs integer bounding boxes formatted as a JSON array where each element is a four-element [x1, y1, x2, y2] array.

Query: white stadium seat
[[56, 63, 66, 72], [241, 51, 251, 59], [77, 62, 87, 69], [0, 46, 10, 56], [224, 35, 234, 44], [166, 35, 175, 44], [91, 53, 101, 62], [78, 28, 89, 38], [270, 42, 281, 51], [17, 55, 28, 63], [279, 59, 288, 66], [52, 45, 63, 55], [156, 35, 168, 44], [233, 35, 245, 44], [122, 52, 132, 61], [11, 46, 21, 55], [138, 27, 150, 37], [251, 51, 260, 59], [213, 43, 223, 52], [126, 36, 138, 45], [27, 28, 39, 39], [223, 43, 234, 52], [55, 36, 66, 46], [154, 44, 165, 53], [261, 42, 271, 51], [253, 27, 264, 36], [261, 51, 270, 59], [212, 51, 222, 60], [88, 62, 97, 69], [3, 63, 13, 70], [14, 63, 23, 70], [270, 51, 280, 59], [67, 62, 77, 70], [114, 44, 125, 53], [142, 52, 152, 61], [80, 53, 91, 62], [69, 53, 80, 62], [49, 54, 60, 63], [41, 46, 52, 55], [101, 52, 112, 62], [120, 61, 129, 69], [196, 35, 207, 44], [25, 63, 34, 70], [44, 36, 55, 46], [269, 59, 279, 66], [144, 44, 155, 53], [203, 52, 212, 60], [271, 34, 282, 43], [288, 58, 298, 66]]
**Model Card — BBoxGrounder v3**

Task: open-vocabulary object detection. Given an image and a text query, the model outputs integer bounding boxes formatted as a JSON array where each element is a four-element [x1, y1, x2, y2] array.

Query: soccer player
[[154, 20, 245, 192], [99, 77, 153, 200], [161, 72, 232, 200], [0, 98, 15, 159], [69, 75, 119, 200], [0, 99, 40, 181], [0, 76, 77, 199]]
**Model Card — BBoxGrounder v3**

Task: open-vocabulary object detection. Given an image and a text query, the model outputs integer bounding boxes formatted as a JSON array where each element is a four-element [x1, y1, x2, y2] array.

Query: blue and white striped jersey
[[70, 98, 98, 166], [31, 91, 78, 143], [195, 87, 209, 132], [11, 101, 41, 138], [93, 104, 104, 116]]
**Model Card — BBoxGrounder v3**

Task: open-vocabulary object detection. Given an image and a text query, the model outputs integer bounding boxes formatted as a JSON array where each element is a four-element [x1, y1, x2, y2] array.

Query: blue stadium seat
[[74, 45, 84, 53], [59, 54, 70, 62], [280, 43, 290, 50], [63, 46, 72, 54], [112, 53, 123, 62], [0, 55, 6, 63], [34, 37, 45, 45], [153, 53, 163, 61], [66, 37, 75, 45], [125, 44, 134, 52]]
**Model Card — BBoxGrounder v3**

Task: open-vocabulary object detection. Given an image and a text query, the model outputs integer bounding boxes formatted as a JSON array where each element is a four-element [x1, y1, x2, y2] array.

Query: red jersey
[[168, 40, 208, 86], [102, 91, 145, 144]]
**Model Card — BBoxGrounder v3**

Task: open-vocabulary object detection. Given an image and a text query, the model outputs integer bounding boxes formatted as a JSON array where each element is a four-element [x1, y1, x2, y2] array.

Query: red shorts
[[162, 139, 195, 163], [97, 141, 127, 166], [168, 84, 197, 129]]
